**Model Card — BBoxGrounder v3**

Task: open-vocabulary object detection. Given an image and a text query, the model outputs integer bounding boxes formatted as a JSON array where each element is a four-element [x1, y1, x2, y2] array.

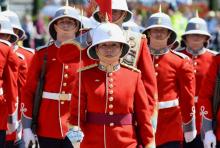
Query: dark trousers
[[217, 141, 220, 148], [5, 140, 22, 148], [183, 134, 204, 148], [5, 141, 17, 148], [38, 136, 73, 148], [157, 141, 181, 148], [0, 130, 6, 148]]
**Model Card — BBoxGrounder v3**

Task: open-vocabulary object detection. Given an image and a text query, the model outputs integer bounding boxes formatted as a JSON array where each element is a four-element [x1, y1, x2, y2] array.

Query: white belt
[[42, 91, 71, 101], [0, 88, 3, 95], [159, 99, 179, 109], [194, 96, 198, 103]]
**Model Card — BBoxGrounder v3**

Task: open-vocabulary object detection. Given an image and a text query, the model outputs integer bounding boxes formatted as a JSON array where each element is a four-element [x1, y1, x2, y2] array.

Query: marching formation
[[0, 0, 219, 148]]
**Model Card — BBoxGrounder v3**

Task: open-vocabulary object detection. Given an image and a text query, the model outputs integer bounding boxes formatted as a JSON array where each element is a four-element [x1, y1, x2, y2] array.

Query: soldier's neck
[[150, 44, 167, 50], [186, 47, 205, 56]]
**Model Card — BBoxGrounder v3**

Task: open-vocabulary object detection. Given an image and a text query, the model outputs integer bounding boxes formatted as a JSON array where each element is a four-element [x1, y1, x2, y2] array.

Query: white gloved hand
[[23, 128, 36, 148], [203, 130, 216, 148], [6, 121, 19, 134], [66, 127, 84, 144], [184, 130, 197, 143]]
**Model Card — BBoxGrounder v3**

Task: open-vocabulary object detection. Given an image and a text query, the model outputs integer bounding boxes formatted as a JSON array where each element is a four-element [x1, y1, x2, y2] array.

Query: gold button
[[194, 70, 197, 73], [109, 111, 114, 115], [64, 74, 68, 78], [109, 104, 113, 109], [109, 73, 113, 77], [155, 72, 158, 76], [193, 62, 197, 66], [155, 56, 159, 59], [65, 65, 69, 69], [109, 78, 113, 82], [109, 97, 114, 101], [194, 56, 198, 58], [109, 123, 114, 126], [109, 90, 113, 95], [109, 84, 113, 89], [155, 64, 159, 68], [63, 83, 67, 86], [61, 91, 65, 94], [61, 101, 64, 105]]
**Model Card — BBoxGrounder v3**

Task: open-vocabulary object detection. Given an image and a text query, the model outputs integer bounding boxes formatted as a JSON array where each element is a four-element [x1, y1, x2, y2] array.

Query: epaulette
[[121, 63, 140, 73], [16, 52, 25, 60], [171, 50, 189, 59], [36, 41, 53, 51], [206, 49, 218, 55], [174, 47, 185, 52], [0, 39, 11, 46], [20, 46, 35, 54], [77, 64, 98, 72]]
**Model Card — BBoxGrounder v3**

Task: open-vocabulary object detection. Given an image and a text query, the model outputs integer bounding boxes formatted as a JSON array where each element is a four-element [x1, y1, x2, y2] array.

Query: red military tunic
[[0, 40, 18, 130], [69, 64, 155, 148], [136, 37, 157, 117], [179, 48, 216, 134], [150, 48, 195, 146], [21, 42, 89, 139], [198, 54, 220, 141], [6, 46, 34, 141]]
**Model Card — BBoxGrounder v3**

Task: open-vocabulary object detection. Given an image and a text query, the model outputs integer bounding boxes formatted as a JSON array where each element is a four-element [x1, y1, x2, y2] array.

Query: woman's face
[[185, 34, 208, 49], [54, 17, 79, 33], [98, 10, 126, 25], [149, 27, 170, 40], [96, 42, 122, 58]]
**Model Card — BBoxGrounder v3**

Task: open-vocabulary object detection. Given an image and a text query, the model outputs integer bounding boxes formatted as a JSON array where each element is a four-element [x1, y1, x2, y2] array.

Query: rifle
[[31, 53, 47, 134], [212, 66, 220, 132]]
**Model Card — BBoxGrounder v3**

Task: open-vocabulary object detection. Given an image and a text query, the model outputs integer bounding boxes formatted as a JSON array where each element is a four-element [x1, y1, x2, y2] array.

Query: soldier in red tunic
[[197, 52, 220, 148], [1, 9, 35, 147], [21, 2, 88, 148], [92, 0, 158, 131], [177, 12, 216, 148], [67, 22, 155, 148], [142, 8, 196, 147], [0, 14, 19, 148]]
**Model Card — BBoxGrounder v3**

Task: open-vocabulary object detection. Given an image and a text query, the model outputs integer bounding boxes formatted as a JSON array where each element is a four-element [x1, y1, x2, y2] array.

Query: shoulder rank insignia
[[206, 49, 218, 55], [36, 41, 53, 51], [20, 46, 35, 54], [77, 63, 98, 72], [171, 50, 189, 59], [121, 63, 140, 73], [175, 47, 185, 52]]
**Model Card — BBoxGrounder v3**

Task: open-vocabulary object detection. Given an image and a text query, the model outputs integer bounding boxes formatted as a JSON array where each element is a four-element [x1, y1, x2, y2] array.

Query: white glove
[[66, 127, 84, 144], [184, 130, 197, 143], [6, 121, 19, 134], [203, 130, 216, 148], [15, 121, 22, 144], [23, 128, 36, 148]]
